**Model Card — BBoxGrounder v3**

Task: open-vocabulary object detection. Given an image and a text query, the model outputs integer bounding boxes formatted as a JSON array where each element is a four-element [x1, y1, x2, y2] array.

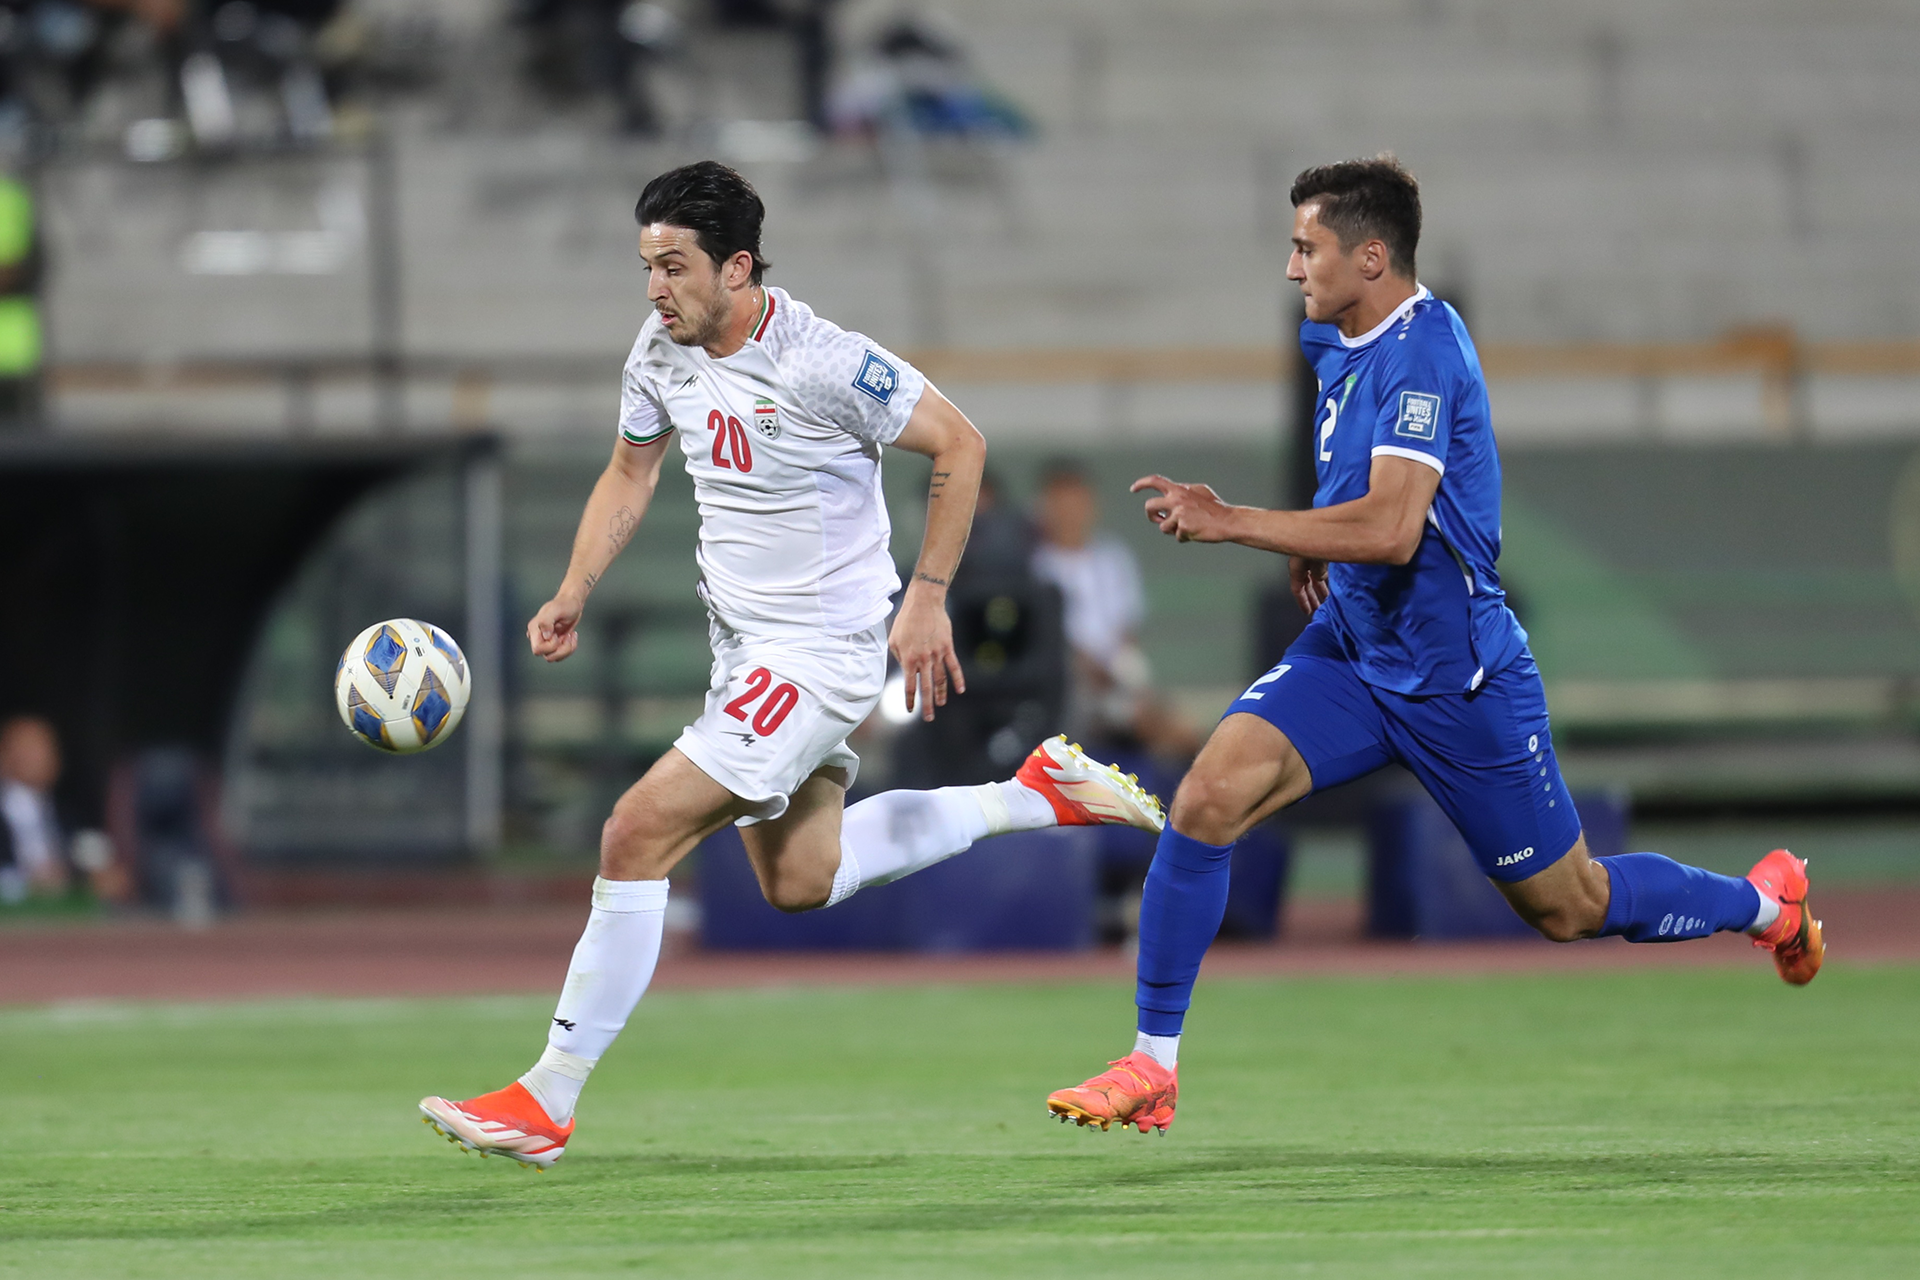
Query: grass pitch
[[4, 966, 1916, 1279]]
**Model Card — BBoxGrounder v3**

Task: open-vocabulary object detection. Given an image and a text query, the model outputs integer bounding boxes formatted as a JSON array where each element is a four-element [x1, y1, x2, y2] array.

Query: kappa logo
[[853, 351, 898, 404], [1395, 390, 1441, 441], [753, 397, 780, 439]]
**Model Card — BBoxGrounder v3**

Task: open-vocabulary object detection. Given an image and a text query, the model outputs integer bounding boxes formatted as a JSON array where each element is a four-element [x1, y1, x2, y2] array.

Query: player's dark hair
[[1289, 154, 1421, 279], [634, 161, 771, 284]]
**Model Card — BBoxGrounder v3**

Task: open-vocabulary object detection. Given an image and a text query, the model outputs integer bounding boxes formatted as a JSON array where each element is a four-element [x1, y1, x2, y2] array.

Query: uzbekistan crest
[[753, 396, 780, 439]]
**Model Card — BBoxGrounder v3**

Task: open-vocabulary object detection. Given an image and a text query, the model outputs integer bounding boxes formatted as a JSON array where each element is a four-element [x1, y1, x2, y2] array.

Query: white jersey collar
[[1338, 284, 1429, 349]]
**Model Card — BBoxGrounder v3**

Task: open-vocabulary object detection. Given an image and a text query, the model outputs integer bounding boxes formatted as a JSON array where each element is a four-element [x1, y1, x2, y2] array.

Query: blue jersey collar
[[1338, 284, 1430, 349]]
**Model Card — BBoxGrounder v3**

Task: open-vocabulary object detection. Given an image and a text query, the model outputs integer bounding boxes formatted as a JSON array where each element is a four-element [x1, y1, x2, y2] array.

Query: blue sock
[[1135, 827, 1234, 1036], [1597, 853, 1762, 942]]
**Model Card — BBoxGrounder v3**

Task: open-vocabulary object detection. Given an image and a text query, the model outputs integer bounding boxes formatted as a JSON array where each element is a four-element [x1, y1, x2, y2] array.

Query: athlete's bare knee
[[1500, 838, 1608, 942], [759, 868, 831, 913], [600, 801, 671, 880], [1527, 908, 1596, 944], [1168, 771, 1249, 845], [765, 885, 829, 913]]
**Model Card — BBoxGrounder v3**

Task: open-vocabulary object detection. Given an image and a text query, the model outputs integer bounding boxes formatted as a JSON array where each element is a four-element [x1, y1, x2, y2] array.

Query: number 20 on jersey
[[708, 409, 754, 472]]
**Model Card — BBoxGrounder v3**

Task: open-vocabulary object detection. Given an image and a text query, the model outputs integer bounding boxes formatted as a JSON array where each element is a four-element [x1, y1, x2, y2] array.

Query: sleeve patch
[[1394, 390, 1441, 441], [853, 351, 899, 404]]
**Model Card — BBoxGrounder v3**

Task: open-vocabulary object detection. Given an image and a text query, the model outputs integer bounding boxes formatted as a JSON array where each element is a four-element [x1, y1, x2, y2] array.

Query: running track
[[1, 891, 1911, 1005]]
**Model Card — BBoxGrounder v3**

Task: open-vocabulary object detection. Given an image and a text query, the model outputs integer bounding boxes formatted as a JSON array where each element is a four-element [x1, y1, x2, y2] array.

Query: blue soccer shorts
[[1224, 619, 1581, 882]]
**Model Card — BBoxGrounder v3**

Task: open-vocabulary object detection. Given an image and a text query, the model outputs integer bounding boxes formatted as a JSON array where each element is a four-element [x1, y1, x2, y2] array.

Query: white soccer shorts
[[674, 617, 888, 825]]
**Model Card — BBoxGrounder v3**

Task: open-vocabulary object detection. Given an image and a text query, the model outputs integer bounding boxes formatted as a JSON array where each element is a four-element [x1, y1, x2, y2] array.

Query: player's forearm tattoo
[[582, 570, 600, 591], [928, 470, 952, 499], [915, 572, 949, 588], [607, 505, 639, 556]]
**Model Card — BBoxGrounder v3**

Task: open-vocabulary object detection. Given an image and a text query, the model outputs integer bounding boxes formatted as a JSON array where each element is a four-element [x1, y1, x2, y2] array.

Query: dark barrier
[[0, 435, 496, 835], [1366, 792, 1629, 941], [698, 823, 1098, 952]]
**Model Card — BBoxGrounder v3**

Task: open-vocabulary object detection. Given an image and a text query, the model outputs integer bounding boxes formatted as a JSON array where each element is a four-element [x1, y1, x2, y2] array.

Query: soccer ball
[[334, 619, 471, 753]]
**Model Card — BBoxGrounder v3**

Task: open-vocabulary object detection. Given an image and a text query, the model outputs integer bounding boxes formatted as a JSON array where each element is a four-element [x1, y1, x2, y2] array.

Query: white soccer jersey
[[618, 287, 928, 637]]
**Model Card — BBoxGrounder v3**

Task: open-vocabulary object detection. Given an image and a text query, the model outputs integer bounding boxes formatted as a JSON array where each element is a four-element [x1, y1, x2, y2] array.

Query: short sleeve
[[1369, 344, 1451, 477], [618, 355, 672, 446], [784, 324, 927, 446]]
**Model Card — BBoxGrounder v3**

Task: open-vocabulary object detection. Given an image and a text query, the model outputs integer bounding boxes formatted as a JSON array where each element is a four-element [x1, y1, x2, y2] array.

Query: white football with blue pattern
[[333, 618, 471, 754]]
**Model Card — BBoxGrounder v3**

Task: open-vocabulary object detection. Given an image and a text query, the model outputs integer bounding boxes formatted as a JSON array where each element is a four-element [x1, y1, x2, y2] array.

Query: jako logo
[[1494, 847, 1534, 868]]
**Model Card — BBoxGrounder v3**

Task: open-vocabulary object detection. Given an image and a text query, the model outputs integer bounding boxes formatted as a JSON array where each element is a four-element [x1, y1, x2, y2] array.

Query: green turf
[[4, 967, 1917, 1278]]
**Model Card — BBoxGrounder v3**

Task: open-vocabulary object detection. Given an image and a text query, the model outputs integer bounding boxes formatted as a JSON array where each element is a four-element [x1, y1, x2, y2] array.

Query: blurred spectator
[[0, 715, 129, 903], [951, 467, 1032, 590], [884, 469, 1065, 790], [184, 0, 343, 147], [711, 0, 836, 133], [0, 0, 185, 145], [0, 166, 39, 429], [0, 714, 65, 899], [1030, 459, 1197, 759], [109, 745, 225, 925], [828, 12, 1029, 140], [1032, 459, 1143, 692], [515, 0, 676, 135]]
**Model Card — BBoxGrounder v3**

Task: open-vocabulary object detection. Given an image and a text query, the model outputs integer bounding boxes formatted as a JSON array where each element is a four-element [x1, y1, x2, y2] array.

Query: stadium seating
[[37, 0, 1920, 442]]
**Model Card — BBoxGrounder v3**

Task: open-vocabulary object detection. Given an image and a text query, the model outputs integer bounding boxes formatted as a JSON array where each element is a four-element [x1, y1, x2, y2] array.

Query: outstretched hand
[[527, 591, 585, 663], [889, 591, 966, 722], [1130, 474, 1239, 543]]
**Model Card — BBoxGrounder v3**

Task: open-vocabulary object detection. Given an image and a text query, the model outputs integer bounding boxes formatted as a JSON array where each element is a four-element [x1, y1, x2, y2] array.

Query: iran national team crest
[[753, 397, 780, 439]]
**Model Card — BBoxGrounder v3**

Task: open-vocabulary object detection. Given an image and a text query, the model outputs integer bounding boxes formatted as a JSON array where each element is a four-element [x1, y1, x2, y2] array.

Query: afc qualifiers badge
[[753, 397, 780, 439]]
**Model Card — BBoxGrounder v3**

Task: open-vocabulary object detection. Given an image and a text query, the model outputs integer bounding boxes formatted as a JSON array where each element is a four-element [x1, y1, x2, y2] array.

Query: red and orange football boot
[[1016, 736, 1165, 834], [1047, 1052, 1178, 1133], [1746, 848, 1824, 986], [419, 1082, 573, 1169]]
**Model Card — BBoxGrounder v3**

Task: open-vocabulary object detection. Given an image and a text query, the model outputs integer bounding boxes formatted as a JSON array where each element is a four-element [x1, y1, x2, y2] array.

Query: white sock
[[825, 781, 1057, 907], [1745, 890, 1781, 936], [971, 779, 1059, 835], [518, 876, 669, 1124], [1133, 1031, 1179, 1069]]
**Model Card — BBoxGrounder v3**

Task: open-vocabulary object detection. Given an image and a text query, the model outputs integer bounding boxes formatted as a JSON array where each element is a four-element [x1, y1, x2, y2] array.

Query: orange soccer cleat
[[1016, 736, 1166, 834], [1047, 1052, 1178, 1133], [419, 1082, 573, 1169], [1746, 848, 1824, 986]]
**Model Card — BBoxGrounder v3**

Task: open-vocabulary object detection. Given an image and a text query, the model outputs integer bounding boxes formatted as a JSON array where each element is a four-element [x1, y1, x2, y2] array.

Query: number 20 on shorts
[[724, 667, 799, 736]]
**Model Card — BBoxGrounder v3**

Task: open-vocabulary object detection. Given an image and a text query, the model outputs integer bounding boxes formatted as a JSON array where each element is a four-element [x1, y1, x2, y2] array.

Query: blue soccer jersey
[[1301, 286, 1526, 695]]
